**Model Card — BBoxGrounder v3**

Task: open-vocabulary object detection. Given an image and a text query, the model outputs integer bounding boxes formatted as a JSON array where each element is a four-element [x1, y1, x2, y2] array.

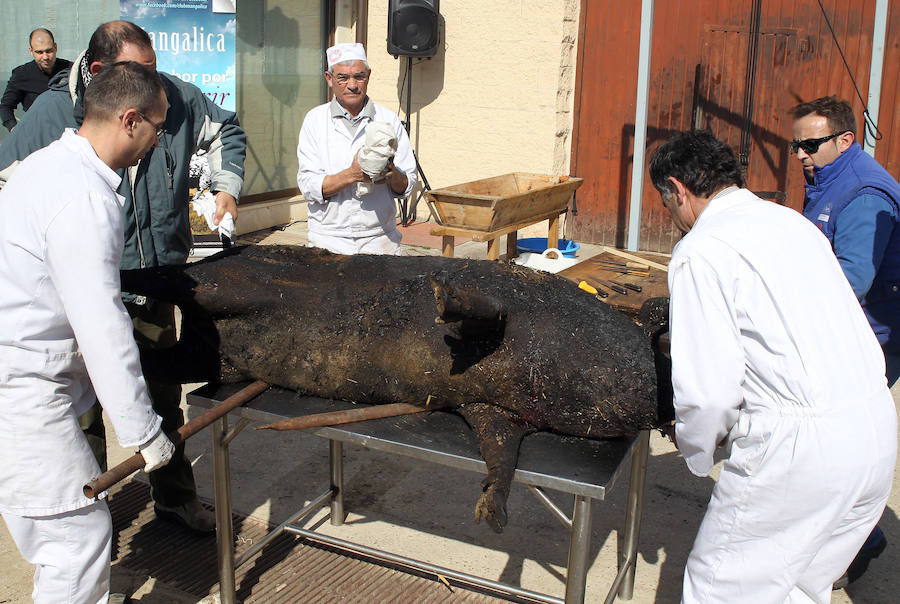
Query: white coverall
[[296, 98, 417, 255], [0, 130, 162, 603], [669, 188, 897, 604]]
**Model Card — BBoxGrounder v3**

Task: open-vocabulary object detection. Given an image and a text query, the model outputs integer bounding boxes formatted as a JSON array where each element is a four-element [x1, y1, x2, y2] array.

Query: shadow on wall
[[237, 4, 302, 107]]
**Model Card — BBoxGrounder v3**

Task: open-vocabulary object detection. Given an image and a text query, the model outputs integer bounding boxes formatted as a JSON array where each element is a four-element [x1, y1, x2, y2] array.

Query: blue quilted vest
[[802, 143, 900, 351]]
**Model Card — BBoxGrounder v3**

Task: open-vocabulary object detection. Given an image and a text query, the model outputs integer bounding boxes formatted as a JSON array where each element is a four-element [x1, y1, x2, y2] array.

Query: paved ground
[[2, 216, 898, 603]]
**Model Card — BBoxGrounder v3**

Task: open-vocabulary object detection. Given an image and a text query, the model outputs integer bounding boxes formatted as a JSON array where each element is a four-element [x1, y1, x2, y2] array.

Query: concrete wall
[[362, 0, 580, 191]]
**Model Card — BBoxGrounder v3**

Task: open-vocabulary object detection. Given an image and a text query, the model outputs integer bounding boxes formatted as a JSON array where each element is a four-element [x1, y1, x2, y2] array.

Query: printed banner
[[120, 0, 236, 111]]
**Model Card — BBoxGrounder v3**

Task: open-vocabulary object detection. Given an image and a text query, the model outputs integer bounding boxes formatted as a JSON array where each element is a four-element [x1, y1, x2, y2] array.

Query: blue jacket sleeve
[[832, 193, 897, 298]]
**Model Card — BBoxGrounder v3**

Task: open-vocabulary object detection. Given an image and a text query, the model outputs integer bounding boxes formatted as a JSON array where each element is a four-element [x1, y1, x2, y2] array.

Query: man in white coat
[[0, 62, 174, 603], [297, 42, 417, 255], [648, 130, 896, 603]]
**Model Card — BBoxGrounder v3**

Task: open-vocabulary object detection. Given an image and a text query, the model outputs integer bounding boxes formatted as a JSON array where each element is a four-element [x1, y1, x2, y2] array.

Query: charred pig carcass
[[122, 244, 672, 532]]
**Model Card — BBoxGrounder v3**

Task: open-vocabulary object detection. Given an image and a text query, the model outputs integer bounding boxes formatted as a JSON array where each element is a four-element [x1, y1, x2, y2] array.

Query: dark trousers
[[78, 300, 196, 507]]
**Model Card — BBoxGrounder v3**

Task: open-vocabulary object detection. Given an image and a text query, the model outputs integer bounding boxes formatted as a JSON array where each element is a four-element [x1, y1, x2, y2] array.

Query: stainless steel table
[[187, 382, 649, 604]]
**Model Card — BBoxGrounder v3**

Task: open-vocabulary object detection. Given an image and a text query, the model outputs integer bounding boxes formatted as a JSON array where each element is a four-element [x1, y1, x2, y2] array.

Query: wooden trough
[[427, 173, 583, 260]]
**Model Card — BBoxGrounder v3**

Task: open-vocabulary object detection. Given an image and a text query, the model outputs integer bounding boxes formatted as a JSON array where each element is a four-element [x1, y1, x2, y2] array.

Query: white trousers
[[2, 500, 112, 604], [683, 399, 896, 604], [308, 228, 403, 256]]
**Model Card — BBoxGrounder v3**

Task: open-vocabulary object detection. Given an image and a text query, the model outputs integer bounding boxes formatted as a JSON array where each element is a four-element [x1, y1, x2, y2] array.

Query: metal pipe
[[285, 527, 564, 604], [406, 56, 413, 136], [564, 495, 593, 604], [330, 440, 345, 525], [618, 430, 650, 600], [83, 380, 268, 497], [234, 488, 335, 568], [864, 0, 889, 157], [526, 484, 572, 530], [626, 0, 655, 252], [222, 418, 252, 447], [603, 559, 634, 604], [213, 415, 236, 604]]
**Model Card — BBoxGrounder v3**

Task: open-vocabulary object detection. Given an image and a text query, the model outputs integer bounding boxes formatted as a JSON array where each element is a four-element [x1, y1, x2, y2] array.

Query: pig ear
[[429, 277, 507, 326]]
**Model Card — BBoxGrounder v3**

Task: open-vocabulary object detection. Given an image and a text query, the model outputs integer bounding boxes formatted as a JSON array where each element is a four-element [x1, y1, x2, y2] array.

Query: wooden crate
[[427, 173, 583, 232]]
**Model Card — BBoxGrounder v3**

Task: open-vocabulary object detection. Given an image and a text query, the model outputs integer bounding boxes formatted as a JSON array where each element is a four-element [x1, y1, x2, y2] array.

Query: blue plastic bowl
[[516, 238, 581, 258]]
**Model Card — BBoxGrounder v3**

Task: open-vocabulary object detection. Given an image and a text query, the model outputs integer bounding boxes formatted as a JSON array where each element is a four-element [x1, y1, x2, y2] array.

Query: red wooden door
[[569, 0, 894, 253]]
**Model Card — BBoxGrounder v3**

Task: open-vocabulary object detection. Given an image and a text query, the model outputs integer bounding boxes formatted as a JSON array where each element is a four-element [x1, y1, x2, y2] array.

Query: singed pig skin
[[122, 245, 672, 531]]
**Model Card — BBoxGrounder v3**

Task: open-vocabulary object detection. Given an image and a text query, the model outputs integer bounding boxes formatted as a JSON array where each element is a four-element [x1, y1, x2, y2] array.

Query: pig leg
[[457, 402, 536, 533]]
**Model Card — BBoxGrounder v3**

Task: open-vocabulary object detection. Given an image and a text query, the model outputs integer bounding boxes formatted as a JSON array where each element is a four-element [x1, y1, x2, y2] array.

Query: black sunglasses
[[789, 132, 842, 154]]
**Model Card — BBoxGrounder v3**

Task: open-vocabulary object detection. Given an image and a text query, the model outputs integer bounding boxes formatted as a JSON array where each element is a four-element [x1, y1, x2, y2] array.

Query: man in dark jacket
[[0, 28, 72, 131], [790, 95, 900, 589], [0, 20, 247, 534]]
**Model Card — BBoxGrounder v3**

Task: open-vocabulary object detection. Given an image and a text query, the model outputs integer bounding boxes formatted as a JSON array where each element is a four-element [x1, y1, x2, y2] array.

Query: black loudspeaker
[[387, 0, 440, 57]]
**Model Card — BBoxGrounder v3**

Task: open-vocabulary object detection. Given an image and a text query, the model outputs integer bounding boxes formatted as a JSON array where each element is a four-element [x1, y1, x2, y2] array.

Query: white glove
[[139, 428, 175, 473], [357, 122, 397, 178], [191, 191, 235, 239]]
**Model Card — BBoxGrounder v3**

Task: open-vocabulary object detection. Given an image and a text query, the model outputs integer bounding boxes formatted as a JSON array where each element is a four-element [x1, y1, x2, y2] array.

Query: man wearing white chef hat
[[297, 42, 417, 255]]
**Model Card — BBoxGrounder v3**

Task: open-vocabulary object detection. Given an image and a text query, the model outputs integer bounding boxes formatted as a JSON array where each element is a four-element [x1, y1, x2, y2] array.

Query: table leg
[[506, 230, 519, 259], [618, 430, 650, 600], [486, 238, 500, 260], [564, 495, 592, 604], [212, 415, 236, 604], [330, 440, 345, 525], [442, 235, 455, 258], [548, 214, 561, 251]]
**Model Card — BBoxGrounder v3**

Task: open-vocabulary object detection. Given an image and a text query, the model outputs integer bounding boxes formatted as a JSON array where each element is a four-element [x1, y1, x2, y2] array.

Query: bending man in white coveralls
[[0, 62, 174, 603], [648, 131, 896, 603], [297, 42, 417, 255]]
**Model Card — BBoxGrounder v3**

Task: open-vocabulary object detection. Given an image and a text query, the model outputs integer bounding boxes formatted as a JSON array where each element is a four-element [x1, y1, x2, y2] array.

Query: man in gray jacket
[[0, 20, 247, 533]]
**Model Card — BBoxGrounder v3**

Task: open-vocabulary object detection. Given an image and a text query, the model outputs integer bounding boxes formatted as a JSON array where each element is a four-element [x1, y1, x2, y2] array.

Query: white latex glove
[[139, 428, 175, 473], [357, 122, 397, 178], [192, 191, 235, 239]]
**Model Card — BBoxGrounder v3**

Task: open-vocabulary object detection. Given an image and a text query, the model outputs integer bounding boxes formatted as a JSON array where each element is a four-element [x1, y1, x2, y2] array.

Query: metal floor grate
[[109, 480, 514, 603]]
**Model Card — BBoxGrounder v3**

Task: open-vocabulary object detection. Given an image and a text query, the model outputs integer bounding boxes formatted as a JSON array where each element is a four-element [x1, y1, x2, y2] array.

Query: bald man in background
[[0, 28, 72, 131]]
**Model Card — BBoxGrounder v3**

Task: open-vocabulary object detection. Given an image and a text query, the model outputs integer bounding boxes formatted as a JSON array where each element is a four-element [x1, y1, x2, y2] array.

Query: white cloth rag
[[356, 122, 397, 196], [192, 190, 235, 239]]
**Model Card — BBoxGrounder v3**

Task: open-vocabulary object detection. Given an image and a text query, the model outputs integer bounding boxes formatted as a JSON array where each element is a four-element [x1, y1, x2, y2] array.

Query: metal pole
[[287, 526, 564, 604], [863, 0, 889, 157], [626, 0, 655, 252], [213, 415, 236, 604], [405, 56, 413, 135], [330, 440, 345, 525], [618, 430, 650, 600], [564, 495, 593, 604]]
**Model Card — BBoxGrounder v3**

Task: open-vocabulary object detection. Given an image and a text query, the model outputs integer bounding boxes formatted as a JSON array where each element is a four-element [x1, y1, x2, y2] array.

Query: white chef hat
[[326, 42, 368, 69]]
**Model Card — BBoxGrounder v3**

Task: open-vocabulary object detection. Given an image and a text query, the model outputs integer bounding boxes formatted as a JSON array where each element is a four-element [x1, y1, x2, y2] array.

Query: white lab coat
[[669, 188, 897, 603], [0, 130, 161, 517], [296, 99, 417, 241]]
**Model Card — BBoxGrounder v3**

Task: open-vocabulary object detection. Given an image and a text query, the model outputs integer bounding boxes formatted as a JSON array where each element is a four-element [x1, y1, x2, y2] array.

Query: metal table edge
[[187, 385, 640, 500]]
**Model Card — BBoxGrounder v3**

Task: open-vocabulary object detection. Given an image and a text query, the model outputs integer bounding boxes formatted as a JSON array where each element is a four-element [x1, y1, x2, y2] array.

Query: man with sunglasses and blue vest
[[790, 95, 900, 589]]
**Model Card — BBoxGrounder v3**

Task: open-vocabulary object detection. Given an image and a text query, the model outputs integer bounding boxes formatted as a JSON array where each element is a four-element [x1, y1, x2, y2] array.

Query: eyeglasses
[[120, 111, 166, 139], [137, 111, 167, 139], [332, 73, 369, 85], [789, 132, 841, 154]]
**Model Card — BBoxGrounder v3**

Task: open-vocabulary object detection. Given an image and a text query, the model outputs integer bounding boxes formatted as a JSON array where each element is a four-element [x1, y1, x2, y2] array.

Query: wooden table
[[430, 208, 566, 260], [559, 247, 669, 318]]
